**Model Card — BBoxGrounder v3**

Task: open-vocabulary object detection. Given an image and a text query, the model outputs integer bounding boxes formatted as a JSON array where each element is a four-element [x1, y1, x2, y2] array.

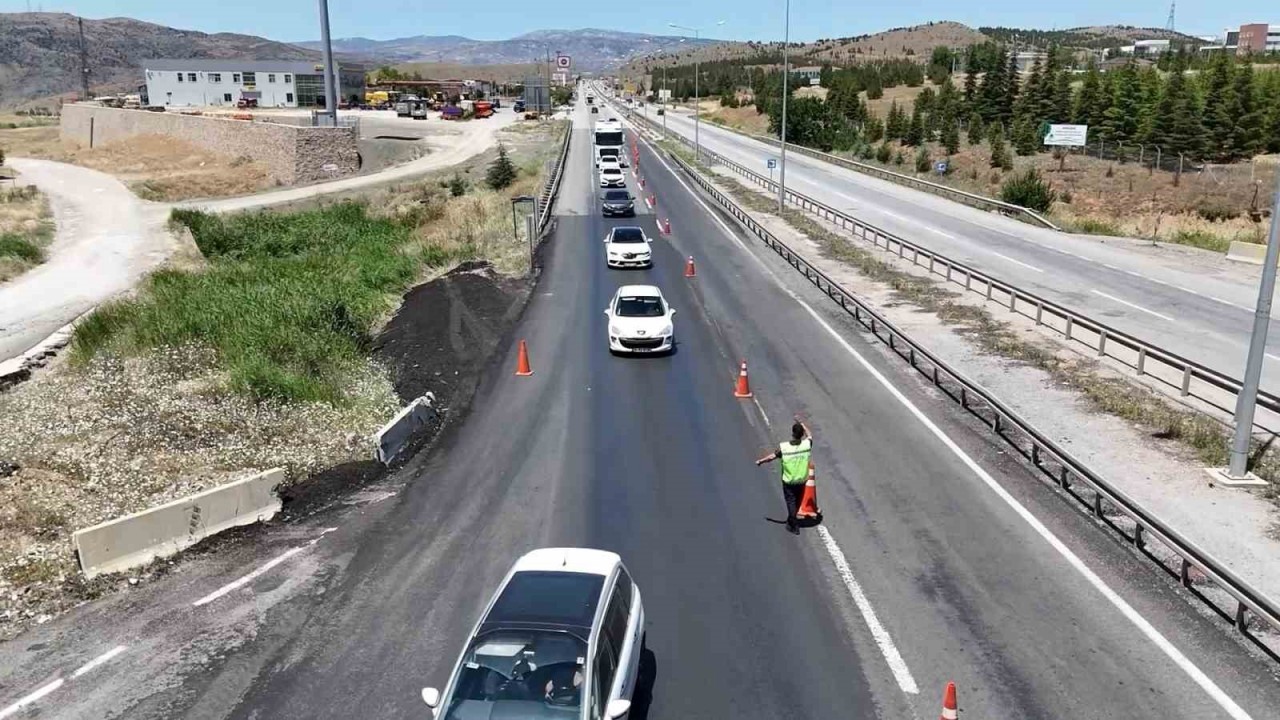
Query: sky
[[1, 1, 1274, 43]]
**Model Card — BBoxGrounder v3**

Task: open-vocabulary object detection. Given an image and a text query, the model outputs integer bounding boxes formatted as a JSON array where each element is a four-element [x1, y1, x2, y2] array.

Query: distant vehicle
[[421, 548, 644, 720], [591, 106, 599, 114], [656, 108, 664, 116], [441, 105, 464, 121], [411, 102, 430, 120], [598, 157, 622, 174], [474, 100, 494, 119], [605, 285, 675, 355], [236, 97, 258, 109], [603, 226, 651, 268], [601, 190, 635, 217], [513, 100, 526, 113], [599, 166, 625, 188], [587, 95, 595, 104], [395, 96, 422, 117]]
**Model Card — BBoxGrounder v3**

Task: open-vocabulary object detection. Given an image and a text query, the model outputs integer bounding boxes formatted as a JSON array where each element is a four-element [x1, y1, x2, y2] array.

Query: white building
[[143, 59, 366, 108], [1118, 39, 1172, 57]]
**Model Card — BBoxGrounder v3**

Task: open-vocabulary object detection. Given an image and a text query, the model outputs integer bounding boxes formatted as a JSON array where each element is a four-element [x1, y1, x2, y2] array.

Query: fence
[[618, 99, 1280, 658], [536, 120, 573, 234], [625, 106, 1280, 435]]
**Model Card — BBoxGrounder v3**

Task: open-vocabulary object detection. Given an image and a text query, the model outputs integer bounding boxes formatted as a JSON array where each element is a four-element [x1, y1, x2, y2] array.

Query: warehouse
[[142, 59, 366, 108]]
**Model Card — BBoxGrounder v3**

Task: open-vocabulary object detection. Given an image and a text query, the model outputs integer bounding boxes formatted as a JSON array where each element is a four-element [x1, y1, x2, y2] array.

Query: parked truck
[[474, 100, 494, 119]]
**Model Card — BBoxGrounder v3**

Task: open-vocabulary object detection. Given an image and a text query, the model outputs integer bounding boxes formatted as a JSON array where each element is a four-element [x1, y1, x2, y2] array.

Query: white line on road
[[192, 528, 336, 607], [71, 645, 128, 679], [1210, 296, 1252, 312], [817, 526, 919, 694], [752, 397, 772, 427], [1091, 290, 1175, 322], [636, 125, 1255, 719], [990, 252, 1043, 273], [1266, 353, 1280, 363], [0, 679, 65, 720]]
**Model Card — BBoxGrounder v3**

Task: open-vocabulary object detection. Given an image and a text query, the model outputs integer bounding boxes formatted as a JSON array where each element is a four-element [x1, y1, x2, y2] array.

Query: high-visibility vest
[[779, 439, 811, 485]]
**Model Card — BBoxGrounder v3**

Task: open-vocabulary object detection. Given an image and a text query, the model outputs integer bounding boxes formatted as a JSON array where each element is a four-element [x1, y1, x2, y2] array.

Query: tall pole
[[1227, 171, 1280, 478], [78, 17, 91, 101], [317, 0, 339, 125], [777, 0, 790, 212], [693, 29, 701, 158], [662, 63, 668, 138]]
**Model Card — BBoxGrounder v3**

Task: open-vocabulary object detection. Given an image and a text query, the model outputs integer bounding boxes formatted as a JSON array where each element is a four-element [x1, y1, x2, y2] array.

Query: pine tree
[[1200, 52, 1237, 160], [941, 118, 961, 155], [976, 46, 1006, 122], [1050, 69, 1072, 124], [1134, 67, 1164, 145], [905, 103, 925, 146], [1232, 61, 1263, 159], [1148, 70, 1204, 160], [914, 146, 932, 173], [865, 115, 885, 143], [1100, 64, 1141, 143], [962, 48, 978, 110], [1012, 116, 1040, 156], [886, 100, 907, 140], [967, 111, 986, 145], [988, 124, 1011, 169], [486, 145, 517, 190], [1073, 64, 1105, 127], [1000, 51, 1020, 127]]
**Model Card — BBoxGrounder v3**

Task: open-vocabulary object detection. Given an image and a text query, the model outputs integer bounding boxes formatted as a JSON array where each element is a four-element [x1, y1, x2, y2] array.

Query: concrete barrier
[[72, 468, 284, 578], [1227, 240, 1271, 265], [374, 393, 437, 464]]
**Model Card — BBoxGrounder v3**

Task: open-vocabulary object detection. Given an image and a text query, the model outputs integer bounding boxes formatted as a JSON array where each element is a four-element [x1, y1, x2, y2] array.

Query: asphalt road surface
[[645, 104, 1280, 398], [3, 95, 1280, 720]]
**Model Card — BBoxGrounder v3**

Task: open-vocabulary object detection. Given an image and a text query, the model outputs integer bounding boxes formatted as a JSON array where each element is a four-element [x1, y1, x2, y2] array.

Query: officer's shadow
[[764, 513, 824, 529], [629, 645, 658, 719]]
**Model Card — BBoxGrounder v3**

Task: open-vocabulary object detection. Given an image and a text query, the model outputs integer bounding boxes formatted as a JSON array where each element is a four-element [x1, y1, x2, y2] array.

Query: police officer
[[756, 416, 813, 535]]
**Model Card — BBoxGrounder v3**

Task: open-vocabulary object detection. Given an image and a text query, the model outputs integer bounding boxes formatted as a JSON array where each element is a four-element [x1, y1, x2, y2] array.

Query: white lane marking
[[1090, 290, 1175, 323], [0, 679, 65, 720], [817, 526, 919, 694], [71, 645, 127, 679], [990, 252, 1043, 273], [752, 397, 772, 427], [1210, 296, 1252, 312], [639, 127, 1255, 720], [192, 528, 337, 607], [1266, 353, 1280, 363]]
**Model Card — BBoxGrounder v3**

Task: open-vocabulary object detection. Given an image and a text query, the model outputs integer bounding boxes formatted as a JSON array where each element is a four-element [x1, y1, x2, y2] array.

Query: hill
[[978, 25, 1204, 49], [807, 21, 989, 64], [0, 12, 318, 109], [295, 29, 720, 71]]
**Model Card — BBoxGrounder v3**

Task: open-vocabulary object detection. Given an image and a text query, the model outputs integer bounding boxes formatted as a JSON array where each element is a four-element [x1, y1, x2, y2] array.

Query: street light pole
[[670, 21, 724, 160], [317, 0, 339, 126], [777, 0, 790, 212], [1226, 171, 1280, 479]]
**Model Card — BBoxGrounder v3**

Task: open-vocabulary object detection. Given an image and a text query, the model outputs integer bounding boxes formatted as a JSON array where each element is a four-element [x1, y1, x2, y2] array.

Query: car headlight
[[610, 325, 622, 335], [660, 325, 674, 337]]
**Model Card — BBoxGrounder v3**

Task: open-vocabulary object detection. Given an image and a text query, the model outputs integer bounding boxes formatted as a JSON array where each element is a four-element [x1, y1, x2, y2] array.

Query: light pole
[[317, 0, 339, 126], [668, 20, 724, 160], [1224, 171, 1280, 481], [777, 0, 790, 212]]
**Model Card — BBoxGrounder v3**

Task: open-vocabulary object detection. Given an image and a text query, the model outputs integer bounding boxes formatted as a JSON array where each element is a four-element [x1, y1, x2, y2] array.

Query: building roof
[[143, 59, 365, 73]]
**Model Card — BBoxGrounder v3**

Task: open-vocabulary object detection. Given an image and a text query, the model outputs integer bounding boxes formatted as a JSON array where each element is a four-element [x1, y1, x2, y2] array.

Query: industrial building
[[142, 59, 366, 108], [1198, 22, 1280, 55]]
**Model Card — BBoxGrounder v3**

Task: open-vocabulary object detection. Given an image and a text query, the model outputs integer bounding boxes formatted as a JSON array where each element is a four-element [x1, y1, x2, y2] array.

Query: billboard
[[1044, 124, 1088, 147]]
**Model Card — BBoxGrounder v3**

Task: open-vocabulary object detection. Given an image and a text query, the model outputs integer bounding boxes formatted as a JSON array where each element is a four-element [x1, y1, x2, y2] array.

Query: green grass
[[1068, 217, 1124, 236], [73, 202, 470, 403], [1168, 230, 1232, 253], [0, 233, 43, 262]]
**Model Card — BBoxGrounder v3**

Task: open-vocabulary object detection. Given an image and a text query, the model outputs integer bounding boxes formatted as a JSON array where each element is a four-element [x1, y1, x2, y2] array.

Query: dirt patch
[[705, 105, 771, 135]]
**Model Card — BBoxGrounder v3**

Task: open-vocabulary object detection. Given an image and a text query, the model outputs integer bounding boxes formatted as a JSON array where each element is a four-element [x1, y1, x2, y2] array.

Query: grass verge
[[0, 185, 54, 283]]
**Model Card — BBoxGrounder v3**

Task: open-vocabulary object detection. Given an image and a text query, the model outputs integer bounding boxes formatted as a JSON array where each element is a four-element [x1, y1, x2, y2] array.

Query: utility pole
[[777, 0, 790, 212], [317, 0, 339, 126], [669, 21, 723, 160], [1225, 171, 1280, 481], [78, 17, 91, 101]]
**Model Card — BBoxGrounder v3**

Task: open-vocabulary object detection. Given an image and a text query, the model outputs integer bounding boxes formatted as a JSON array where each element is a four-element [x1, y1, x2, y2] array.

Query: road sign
[[934, 160, 948, 175], [1044, 124, 1088, 147], [556, 55, 572, 69], [767, 158, 777, 169]]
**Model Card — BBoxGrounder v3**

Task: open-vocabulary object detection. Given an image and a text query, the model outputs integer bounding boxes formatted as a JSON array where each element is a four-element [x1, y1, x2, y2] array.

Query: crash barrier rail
[[374, 393, 437, 465], [652, 108, 1057, 229], [624, 106, 1280, 433], [537, 119, 574, 234], [618, 101, 1280, 657]]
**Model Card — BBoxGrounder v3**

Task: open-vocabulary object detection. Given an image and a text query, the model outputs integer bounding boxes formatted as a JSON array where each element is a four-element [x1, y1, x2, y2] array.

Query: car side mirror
[[670, 309, 677, 316], [606, 699, 632, 719], [421, 687, 440, 709], [646, 237, 653, 243], [604, 308, 611, 315]]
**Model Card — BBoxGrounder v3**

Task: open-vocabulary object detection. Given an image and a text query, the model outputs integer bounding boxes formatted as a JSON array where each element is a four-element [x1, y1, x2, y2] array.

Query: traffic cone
[[684, 256, 696, 277], [797, 461, 820, 519], [515, 340, 533, 377], [733, 360, 753, 398], [939, 681, 957, 720]]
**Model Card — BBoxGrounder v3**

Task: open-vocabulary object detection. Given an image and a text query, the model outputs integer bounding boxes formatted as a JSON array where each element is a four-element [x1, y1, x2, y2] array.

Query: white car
[[598, 157, 621, 174], [603, 226, 652, 269], [599, 167, 625, 188], [422, 548, 646, 720], [605, 285, 675, 355]]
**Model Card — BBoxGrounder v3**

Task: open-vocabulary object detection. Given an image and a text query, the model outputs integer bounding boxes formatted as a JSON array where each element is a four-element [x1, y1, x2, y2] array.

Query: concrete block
[[374, 393, 437, 465], [72, 468, 284, 578], [1226, 241, 1270, 265]]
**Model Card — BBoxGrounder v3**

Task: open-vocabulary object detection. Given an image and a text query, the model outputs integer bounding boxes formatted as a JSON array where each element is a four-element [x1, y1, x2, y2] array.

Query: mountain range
[[292, 29, 717, 70]]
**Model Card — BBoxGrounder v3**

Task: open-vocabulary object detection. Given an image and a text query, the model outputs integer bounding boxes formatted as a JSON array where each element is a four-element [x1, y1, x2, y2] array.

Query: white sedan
[[599, 166, 625, 188], [605, 285, 676, 355], [603, 226, 652, 268], [422, 548, 646, 720]]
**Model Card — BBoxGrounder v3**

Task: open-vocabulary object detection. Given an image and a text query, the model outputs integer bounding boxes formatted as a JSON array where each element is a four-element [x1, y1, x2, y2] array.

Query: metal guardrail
[[616, 100, 1280, 659], [626, 107, 1280, 433], [536, 119, 573, 234], [661, 109, 1058, 230]]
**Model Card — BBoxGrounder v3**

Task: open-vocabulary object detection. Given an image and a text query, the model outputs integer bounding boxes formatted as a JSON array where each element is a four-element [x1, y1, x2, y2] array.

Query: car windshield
[[610, 228, 645, 244], [616, 296, 665, 317], [603, 169, 622, 176], [603, 191, 630, 202], [441, 630, 587, 720]]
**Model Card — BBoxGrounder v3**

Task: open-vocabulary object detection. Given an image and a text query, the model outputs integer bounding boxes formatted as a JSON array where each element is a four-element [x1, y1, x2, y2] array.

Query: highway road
[[3, 95, 1280, 720], [644, 103, 1280, 398]]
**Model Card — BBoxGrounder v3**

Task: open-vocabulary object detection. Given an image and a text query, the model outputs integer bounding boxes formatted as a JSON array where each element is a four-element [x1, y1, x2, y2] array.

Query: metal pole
[[777, 0, 790, 212], [525, 213, 536, 273], [317, 0, 339, 126], [694, 29, 700, 158], [1227, 170, 1280, 478], [663, 64, 668, 139]]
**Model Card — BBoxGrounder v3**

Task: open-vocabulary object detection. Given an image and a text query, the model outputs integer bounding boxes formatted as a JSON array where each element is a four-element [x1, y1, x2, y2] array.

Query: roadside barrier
[[374, 393, 437, 465]]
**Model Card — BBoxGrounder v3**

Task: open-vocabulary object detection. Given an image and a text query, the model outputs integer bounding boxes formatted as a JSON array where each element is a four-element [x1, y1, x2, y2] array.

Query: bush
[[1195, 203, 1241, 223], [893, 150, 905, 166], [1071, 217, 1122, 236], [1000, 168, 1057, 212], [0, 234, 42, 262], [486, 145, 518, 190], [876, 143, 892, 163], [1171, 230, 1232, 252], [1059, 189, 1072, 204], [857, 143, 874, 160], [0, 146, 5, 166], [988, 126, 1009, 169], [448, 173, 467, 197], [914, 147, 931, 173]]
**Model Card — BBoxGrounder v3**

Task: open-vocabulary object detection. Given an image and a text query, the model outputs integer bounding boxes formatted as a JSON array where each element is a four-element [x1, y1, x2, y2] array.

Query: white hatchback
[[603, 226, 652, 269], [422, 548, 646, 720], [605, 285, 676, 355]]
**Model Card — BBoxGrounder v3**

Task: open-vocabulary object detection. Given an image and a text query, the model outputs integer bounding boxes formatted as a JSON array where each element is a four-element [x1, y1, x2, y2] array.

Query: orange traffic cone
[[684, 256, 696, 277], [797, 461, 820, 519], [515, 340, 533, 377], [939, 682, 958, 720], [733, 360, 753, 398]]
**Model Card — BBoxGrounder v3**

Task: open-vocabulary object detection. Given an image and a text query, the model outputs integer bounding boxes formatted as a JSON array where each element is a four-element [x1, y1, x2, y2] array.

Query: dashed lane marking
[[0, 679, 64, 719], [990, 252, 1043, 273], [71, 645, 128, 679], [1091, 290, 1175, 323], [192, 528, 337, 608]]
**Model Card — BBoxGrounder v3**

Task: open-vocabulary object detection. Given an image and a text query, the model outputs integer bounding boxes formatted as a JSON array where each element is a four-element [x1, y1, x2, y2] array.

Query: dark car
[[591, 106, 599, 114], [513, 100, 526, 113], [601, 190, 636, 217]]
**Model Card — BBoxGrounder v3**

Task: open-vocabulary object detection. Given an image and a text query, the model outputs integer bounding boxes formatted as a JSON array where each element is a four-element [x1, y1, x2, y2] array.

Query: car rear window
[[487, 571, 604, 628], [610, 228, 644, 243], [616, 296, 665, 317]]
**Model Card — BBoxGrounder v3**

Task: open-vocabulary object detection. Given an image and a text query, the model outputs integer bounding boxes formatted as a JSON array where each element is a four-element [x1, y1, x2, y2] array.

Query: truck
[[473, 100, 494, 119], [586, 94, 595, 105]]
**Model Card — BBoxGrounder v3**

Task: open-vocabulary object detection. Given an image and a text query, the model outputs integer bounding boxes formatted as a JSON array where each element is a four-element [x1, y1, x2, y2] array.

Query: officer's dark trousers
[[781, 483, 805, 528]]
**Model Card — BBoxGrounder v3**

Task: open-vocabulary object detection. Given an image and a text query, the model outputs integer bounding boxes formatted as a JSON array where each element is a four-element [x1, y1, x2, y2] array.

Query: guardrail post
[[889, 334, 896, 350], [960, 387, 968, 408], [1180, 367, 1192, 396], [964, 271, 972, 291], [1236, 603, 1249, 632], [1180, 559, 1191, 587], [1137, 347, 1147, 376], [986, 281, 994, 302], [1059, 467, 1071, 489], [928, 255, 935, 274], [1093, 491, 1104, 518], [1035, 302, 1043, 326], [993, 413, 1002, 433], [912, 248, 920, 265], [1133, 524, 1145, 551], [1009, 293, 1017, 313], [1031, 444, 1040, 466], [1098, 330, 1108, 356], [1065, 316, 1074, 340], [945, 264, 952, 282]]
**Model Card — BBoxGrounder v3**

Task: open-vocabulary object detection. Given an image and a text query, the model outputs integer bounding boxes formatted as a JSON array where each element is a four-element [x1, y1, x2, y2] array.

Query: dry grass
[[0, 185, 54, 283], [705, 104, 771, 135], [0, 125, 63, 158]]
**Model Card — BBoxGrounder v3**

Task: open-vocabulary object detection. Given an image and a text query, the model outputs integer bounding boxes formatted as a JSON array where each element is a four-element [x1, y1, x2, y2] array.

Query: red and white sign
[[555, 55, 572, 69]]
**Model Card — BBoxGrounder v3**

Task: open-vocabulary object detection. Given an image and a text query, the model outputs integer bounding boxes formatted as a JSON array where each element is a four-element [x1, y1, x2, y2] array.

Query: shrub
[[1195, 203, 1241, 223], [0, 146, 5, 166], [876, 143, 892, 163], [1059, 189, 1072, 204], [988, 126, 1009, 169], [857, 143, 874, 160], [0, 234, 42, 262], [486, 145, 518, 190], [1000, 168, 1057, 212], [1171, 230, 1231, 253], [1071, 217, 1122, 236], [448, 173, 467, 197], [1105, 164, 1115, 178], [893, 150, 905, 166], [914, 147, 931, 173]]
